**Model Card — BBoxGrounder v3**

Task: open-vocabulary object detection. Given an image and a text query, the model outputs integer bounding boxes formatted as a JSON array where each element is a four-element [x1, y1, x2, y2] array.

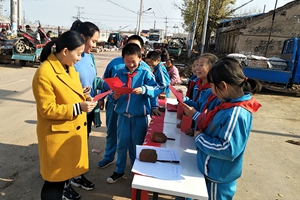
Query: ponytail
[[40, 40, 55, 62], [243, 78, 262, 95]]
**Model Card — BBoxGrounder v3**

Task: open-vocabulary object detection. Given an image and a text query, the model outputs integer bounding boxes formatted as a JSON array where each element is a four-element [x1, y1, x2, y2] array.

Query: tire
[[15, 41, 26, 53], [19, 60, 27, 66]]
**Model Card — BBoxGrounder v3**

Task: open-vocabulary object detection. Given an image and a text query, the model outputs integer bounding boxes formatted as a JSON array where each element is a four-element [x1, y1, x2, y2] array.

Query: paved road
[[0, 51, 299, 200]]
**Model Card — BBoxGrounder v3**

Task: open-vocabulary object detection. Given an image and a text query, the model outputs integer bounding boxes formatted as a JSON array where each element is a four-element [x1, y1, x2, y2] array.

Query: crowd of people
[[32, 20, 262, 200]]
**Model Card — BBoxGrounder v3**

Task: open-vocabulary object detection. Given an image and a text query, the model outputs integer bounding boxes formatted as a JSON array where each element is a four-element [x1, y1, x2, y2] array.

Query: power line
[[106, 0, 137, 14]]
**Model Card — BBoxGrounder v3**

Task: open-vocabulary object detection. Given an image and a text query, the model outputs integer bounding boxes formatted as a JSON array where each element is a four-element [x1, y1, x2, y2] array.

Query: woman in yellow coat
[[32, 30, 97, 200]]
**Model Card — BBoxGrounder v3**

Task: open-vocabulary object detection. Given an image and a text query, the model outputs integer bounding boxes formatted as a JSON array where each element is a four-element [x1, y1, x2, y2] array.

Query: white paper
[[132, 159, 183, 180], [136, 145, 181, 162]]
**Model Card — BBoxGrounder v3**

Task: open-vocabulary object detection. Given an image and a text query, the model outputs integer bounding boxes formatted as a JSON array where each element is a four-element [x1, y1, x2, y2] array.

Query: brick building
[[215, 0, 300, 57]]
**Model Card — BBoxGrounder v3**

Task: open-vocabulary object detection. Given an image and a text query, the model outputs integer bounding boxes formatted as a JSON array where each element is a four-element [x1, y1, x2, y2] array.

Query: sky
[[0, 0, 294, 32]]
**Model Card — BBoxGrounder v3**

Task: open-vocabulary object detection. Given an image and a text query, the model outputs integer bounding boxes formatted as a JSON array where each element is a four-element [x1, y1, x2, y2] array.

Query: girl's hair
[[197, 53, 219, 68], [70, 20, 99, 39], [207, 56, 262, 94], [40, 30, 84, 62], [122, 43, 142, 58]]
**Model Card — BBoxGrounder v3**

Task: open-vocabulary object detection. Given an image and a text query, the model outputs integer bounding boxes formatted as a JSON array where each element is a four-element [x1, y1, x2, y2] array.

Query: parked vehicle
[[168, 37, 184, 58], [241, 37, 300, 90], [107, 32, 122, 47], [11, 21, 50, 66], [148, 29, 165, 47]]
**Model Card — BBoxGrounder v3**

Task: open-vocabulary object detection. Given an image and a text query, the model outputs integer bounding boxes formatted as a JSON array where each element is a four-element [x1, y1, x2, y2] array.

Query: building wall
[[217, 1, 300, 57]]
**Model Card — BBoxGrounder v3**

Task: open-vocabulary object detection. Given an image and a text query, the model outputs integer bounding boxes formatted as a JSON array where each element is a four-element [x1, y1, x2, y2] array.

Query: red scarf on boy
[[197, 97, 261, 132], [193, 79, 211, 101]]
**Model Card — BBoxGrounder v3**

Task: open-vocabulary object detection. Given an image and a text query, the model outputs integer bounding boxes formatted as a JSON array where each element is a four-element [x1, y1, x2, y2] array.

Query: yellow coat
[[32, 53, 89, 182]]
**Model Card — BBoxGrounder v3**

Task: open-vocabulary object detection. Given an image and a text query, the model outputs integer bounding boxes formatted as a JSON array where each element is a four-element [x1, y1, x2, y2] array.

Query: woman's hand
[[80, 101, 97, 113], [181, 103, 196, 118]]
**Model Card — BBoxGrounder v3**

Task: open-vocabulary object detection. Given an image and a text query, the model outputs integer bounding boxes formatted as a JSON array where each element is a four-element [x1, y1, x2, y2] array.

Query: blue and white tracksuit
[[150, 61, 171, 108], [195, 93, 254, 200], [184, 89, 221, 131], [113, 64, 159, 174], [101, 57, 151, 162]]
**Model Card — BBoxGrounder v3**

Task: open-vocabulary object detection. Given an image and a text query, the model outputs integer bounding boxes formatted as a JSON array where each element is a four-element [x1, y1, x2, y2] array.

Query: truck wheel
[[15, 41, 26, 53], [19, 60, 27, 66]]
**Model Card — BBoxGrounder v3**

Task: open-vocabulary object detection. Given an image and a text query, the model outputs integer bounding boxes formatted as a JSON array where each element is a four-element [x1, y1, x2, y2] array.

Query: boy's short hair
[[127, 35, 144, 48], [146, 51, 161, 61], [122, 43, 142, 58]]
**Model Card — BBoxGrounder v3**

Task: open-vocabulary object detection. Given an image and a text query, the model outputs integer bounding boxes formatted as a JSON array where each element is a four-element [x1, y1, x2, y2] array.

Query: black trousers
[[41, 180, 67, 200], [87, 111, 95, 137]]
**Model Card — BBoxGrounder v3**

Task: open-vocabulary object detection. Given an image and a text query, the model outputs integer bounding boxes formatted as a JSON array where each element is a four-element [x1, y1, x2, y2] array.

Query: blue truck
[[243, 37, 300, 91]]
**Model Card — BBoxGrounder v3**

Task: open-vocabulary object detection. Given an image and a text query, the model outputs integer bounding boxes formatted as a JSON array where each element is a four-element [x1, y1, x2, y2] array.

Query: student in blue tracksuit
[[106, 43, 159, 184], [97, 35, 153, 169], [145, 51, 170, 97], [190, 57, 262, 200]]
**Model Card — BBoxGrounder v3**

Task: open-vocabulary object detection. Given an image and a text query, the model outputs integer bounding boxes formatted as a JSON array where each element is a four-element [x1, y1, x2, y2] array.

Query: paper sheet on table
[[169, 85, 183, 104], [132, 159, 183, 180], [93, 90, 112, 101], [136, 145, 181, 162]]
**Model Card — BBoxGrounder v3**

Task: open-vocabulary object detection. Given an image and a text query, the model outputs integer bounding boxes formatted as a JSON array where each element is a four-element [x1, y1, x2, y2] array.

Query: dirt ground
[[0, 51, 299, 200]]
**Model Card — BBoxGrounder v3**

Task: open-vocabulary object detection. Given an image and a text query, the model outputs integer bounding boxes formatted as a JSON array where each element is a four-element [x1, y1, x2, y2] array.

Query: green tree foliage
[[175, 0, 236, 50]]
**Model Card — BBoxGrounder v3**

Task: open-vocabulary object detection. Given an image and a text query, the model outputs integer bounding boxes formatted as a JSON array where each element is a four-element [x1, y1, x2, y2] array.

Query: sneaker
[[62, 184, 81, 200], [71, 175, 94, 190], [97, 159, 115, 168], [106, 172, 125, 184]]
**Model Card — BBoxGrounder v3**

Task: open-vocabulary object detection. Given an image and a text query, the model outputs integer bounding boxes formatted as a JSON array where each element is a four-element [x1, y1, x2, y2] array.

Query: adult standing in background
[[32, 30, 97, 200]]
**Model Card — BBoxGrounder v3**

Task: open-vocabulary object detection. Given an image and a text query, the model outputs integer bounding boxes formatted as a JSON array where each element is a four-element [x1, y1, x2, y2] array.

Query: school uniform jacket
[[32, 53, 89, 182], [195, 93, 254, 183], [114, 64, 159, 117], [103, 57, 151, 103]]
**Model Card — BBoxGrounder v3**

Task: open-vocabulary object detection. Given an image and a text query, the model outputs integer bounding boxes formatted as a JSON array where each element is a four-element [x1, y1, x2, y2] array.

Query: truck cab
[[243, 37, 300, 88]]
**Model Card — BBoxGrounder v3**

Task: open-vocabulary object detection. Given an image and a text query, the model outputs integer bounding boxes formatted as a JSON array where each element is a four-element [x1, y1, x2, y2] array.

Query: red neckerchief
[[194, 79, 211, 101], [186, 81, 197, 99], [197, 97, 261, 132], [126, 72, 137, 100]]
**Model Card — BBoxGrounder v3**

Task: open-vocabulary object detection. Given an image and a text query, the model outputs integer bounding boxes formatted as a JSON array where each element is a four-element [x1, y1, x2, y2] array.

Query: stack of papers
[[132, 145, 183, 180]]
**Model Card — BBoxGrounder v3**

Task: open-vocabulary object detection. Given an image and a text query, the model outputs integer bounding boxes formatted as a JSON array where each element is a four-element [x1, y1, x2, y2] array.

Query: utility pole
[[164, 17, 168, 39], [17, 0, 21, 29], [200, 0, 211, 54], [137, 0, 143, 36], [154, 20, 156, 29], [264, 0, 278, 57], [72, 6, 84, 21], [10, 0, 18, 35], [188, 0, 200, 58]]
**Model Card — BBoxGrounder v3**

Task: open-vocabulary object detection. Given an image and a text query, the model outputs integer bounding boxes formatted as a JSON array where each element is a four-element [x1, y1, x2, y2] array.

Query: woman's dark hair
[[127, 35, 144, 48], [207, 56, 262, 94], [70, 20, 99, 39], [40, 30, 84, 62], [122, 43, 142, 58], [146, 51, 161, 61]]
